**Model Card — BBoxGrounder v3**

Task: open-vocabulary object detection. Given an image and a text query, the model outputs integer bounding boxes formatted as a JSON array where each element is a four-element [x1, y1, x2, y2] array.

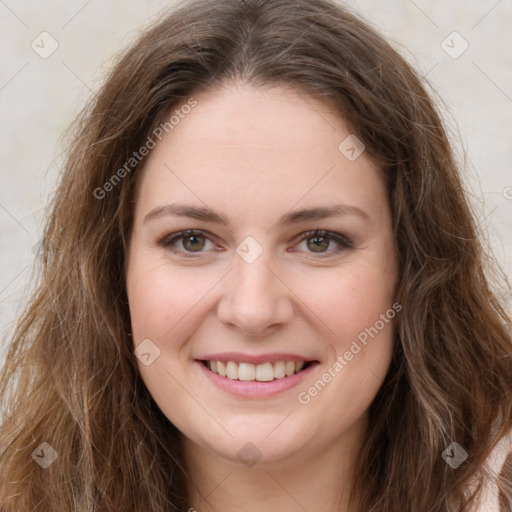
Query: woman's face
[[126, 82, 398, 465]]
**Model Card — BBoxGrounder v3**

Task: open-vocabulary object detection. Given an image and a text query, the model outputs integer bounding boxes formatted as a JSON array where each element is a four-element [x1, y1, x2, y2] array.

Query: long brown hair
[[1, 0, 511, 510]]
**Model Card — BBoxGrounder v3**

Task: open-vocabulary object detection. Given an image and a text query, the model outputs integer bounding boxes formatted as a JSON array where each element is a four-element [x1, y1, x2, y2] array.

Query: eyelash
[[157, 229, 353, 258]]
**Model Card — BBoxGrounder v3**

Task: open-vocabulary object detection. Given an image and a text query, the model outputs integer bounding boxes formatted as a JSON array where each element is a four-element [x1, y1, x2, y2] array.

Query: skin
[[126, 81, 399, 512]]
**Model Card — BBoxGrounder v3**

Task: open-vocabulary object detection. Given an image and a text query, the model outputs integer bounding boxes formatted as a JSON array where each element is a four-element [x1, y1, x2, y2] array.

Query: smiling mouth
[[200, 359, 315, 382]]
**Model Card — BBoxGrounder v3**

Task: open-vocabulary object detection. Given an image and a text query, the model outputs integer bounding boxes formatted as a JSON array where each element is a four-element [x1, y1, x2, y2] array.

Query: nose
[[216, 249, 294, 336]]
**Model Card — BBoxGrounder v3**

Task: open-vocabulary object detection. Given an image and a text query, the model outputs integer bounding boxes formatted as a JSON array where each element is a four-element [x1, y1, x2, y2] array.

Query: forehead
[[154, 83, 354, 166], [133, 83, 386, 225]]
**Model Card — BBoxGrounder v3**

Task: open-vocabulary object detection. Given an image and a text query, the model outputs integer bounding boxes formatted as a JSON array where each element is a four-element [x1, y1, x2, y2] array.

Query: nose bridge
[[217, 245, 293, 335]]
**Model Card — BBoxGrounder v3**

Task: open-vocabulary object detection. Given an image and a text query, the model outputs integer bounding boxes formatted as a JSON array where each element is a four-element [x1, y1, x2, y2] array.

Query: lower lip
[[195, 360, 319, 399]]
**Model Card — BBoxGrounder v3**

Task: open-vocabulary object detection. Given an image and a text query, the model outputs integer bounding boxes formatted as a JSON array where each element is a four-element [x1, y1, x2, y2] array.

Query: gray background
[[1, 0, 511, 361]]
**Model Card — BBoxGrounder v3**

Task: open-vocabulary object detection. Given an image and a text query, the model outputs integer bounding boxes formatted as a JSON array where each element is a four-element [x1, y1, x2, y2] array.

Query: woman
[[0, 0, 511, 510]]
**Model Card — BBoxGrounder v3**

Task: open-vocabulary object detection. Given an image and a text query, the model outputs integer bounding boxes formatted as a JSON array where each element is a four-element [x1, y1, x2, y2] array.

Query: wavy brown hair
[[1, 0, 511, 510]]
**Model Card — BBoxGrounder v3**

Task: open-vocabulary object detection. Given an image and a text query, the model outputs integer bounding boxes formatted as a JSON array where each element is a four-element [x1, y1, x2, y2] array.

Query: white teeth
[[205, 360, 308, 381], [217, 361, 226, 377], [238, 362, 256, 381], [255, 362, 274, 382], [226, 361, 238, 380], [274, 361, 286, 379]]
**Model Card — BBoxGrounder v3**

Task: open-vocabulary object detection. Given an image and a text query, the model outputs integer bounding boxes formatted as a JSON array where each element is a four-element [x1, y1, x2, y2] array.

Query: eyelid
[[158, 229, 353, 257]]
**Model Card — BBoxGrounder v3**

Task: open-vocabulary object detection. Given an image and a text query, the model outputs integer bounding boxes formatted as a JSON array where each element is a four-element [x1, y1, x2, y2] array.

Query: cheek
[[291, 262, 396, 344], [126, 262, 210, 405], [127, 259, 220, 352], [293, 265, 397, 416]]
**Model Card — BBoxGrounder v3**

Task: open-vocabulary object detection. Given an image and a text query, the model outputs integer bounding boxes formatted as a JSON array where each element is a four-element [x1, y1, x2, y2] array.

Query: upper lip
[[197, 352, 317, 365]]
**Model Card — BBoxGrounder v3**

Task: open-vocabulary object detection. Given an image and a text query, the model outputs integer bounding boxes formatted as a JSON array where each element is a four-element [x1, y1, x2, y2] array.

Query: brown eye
[[307, 236, 330, 252], [294, 230, 353, 257], [182, 233, 206, 252], [159, 230, 215, 257]]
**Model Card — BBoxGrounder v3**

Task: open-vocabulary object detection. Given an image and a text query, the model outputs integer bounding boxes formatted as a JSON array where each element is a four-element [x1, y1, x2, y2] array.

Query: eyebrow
[[143, 202, 370, 226]]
